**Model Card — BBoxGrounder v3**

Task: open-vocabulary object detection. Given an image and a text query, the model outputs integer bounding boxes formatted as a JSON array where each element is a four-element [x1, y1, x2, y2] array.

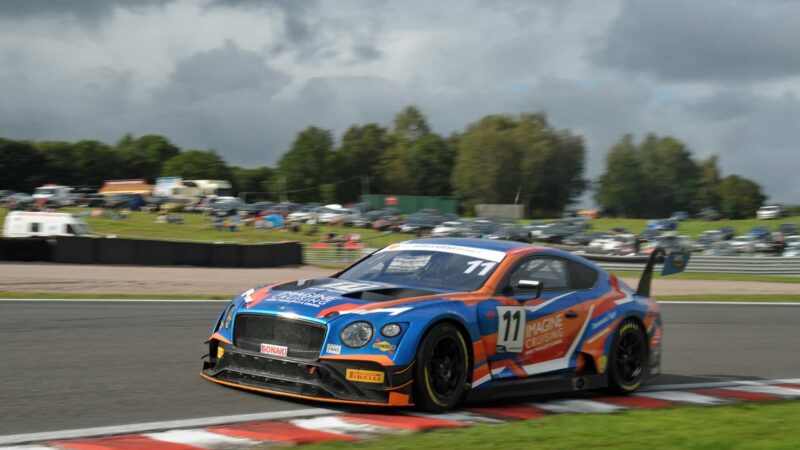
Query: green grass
[[0, 207, 415, 247], [611, 271, 800, 283], [305, 402, 800, 450], [656, 294, 800, 302], [0, 291, 229, 300]]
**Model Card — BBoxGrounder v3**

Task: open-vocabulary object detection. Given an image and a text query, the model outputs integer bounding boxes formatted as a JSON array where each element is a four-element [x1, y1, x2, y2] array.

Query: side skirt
[[465, 373, 608, 403]]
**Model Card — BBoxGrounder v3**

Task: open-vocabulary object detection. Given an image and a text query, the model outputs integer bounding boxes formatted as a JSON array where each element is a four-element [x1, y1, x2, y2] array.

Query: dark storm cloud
[[0, 0, 172, 26], [683, 90, 756, 121], [155, 40, 290, 104], [595, 0, 800, 82]]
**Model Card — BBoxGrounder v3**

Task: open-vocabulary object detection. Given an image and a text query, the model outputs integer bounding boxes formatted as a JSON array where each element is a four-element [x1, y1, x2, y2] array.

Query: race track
[[1, 300, 799, 435]]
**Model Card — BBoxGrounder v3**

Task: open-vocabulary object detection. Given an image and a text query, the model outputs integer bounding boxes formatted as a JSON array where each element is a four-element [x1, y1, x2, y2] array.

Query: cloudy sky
[[1, 0, 799, 203]]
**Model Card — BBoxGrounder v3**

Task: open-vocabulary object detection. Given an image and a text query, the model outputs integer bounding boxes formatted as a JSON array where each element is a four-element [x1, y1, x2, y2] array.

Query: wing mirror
[[512, 279, 543, 300]]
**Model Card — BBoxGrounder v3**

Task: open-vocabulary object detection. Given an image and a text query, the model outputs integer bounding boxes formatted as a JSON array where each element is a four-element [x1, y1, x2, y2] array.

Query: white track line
[[657, 301, 800, 306], [0, 408, 333, 446], [0, 298, 228, 303]]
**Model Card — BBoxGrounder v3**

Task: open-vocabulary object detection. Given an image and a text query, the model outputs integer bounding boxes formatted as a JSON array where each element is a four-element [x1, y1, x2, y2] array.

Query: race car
[[202, 238, 687, 411]]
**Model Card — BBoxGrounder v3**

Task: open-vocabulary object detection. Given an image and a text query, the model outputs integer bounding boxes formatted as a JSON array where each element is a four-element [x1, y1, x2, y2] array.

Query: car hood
[[232, 278, 450, 322]]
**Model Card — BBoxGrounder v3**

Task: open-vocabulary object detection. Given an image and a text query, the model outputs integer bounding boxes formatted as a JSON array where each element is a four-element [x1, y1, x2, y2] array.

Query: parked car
[[702, 241, 737, 256], [563, 232, 604, 246], [783, 247, 800, 257], [747, 226, 771, 239], [754, 235, 777, 253], [730, 235, 756, 253], [778, 223, 798, 236], [431, 221, 470, 238], [669, 211, 690, 221], [399, 214, 441, 235], [696, 207, 720, 221], [32, 184, 74, 207], [647, 219, 678, 231], [1, 192, 34, 209], [719, 226, 735, 240], [757, 205, 784, 220], [372, 213, 404, 232], [785, 235, 800, 248], [487, 223, 530, 242]]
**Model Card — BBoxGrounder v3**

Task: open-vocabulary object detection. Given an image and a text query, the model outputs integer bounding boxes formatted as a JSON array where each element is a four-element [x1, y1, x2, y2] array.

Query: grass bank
[[305, 401, 800, 450]]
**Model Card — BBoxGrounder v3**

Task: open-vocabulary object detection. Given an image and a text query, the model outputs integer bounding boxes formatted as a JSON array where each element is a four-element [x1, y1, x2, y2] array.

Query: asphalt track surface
[[1, 300, 799, 435]]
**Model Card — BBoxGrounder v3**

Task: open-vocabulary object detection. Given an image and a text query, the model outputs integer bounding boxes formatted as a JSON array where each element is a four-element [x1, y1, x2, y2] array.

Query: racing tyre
[[607, 319, 647, 394], [414, 322, 470, 412]]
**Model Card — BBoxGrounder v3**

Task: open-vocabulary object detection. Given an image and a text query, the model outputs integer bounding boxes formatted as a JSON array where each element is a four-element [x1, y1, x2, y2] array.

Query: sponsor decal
[[345, 368, 385, 384], [377, 242, 507, 263], [592, 311, 618, 330], [216, 346, 225, 359], [597, 355, 607, 373], [326, 343, 341, 355], [524, 314, 565, 351], [270, 291, 339, 308], [260, 343, 288, 357], [372, 339, 396, 354], [242, 287, 270, 305]]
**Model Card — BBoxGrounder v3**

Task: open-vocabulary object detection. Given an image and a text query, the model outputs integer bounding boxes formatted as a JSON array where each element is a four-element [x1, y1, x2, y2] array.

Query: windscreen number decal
[[496, 306, 525, 353], [464, 260, 496, 276]]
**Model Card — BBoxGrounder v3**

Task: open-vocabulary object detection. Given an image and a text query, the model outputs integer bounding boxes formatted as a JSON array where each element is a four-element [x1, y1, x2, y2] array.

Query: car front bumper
[[202, 341, 415, 407]]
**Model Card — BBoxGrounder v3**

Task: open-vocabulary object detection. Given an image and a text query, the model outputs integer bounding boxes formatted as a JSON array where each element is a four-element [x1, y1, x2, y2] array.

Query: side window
[[66, 224, 77, 235], [29, 223, 41, 233], [568, 261, 599, 290], [508, 257, 569, 291]]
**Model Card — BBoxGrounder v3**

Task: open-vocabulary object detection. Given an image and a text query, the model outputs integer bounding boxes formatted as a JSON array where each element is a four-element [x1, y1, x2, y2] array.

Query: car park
[[730, 235, 757, 253], [647, 219, 678, 231], [487, 223, 530, 242], [778, 223, 798, 236], [747, 226, 771, 239], [430, 221, 470, 238], [32, 184, 74, 207], [3, 211, 93, 237], [203, 238, 682, 411], [696, 207, 721, 221], [669, 211, 689, 221]]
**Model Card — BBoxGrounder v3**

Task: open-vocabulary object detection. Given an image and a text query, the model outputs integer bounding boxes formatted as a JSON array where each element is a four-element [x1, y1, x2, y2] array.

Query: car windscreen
[[337, 245, 506, 292]]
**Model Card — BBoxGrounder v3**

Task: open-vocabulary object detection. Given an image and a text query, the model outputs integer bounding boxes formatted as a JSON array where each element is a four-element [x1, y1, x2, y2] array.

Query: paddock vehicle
[[203, 238, 686, 411]]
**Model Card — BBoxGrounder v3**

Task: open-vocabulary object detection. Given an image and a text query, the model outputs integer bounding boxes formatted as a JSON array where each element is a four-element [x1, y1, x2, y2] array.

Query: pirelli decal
[[345, 368, 385, 384]]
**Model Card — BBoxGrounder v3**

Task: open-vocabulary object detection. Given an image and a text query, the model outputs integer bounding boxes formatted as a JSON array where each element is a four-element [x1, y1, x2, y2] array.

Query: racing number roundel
[[496, 306, 525, 353]]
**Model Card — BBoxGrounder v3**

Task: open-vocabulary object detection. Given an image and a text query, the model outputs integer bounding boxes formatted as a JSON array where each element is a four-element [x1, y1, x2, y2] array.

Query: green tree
[[230, 166, 273, 199], [393, 105, 430, 142], [277, 126, 334, 203], [333, 124, 390, 202], [71, 140, 122, 185], [161, 150, 231, 180], [635, 134, 699, 217], [0, 138, 47, 191], [595, 135, 646, 217], [695, 155, 722, 210], [408, 134, 455, 196], [719, 175, 766, 219], [116, 134, 181, 181], [452, 113, 586, 216], [36, 140, 79, 186]]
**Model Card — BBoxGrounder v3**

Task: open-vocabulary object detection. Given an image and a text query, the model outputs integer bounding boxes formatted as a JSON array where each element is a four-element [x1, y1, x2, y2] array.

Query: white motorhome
[[191, 180, 233, 198], [32, 184, 73, 207], [2, 211, 92, 238]]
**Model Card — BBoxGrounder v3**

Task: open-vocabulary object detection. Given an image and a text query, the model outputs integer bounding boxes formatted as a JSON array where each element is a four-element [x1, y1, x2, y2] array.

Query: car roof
[[406, 237, 530, 252]]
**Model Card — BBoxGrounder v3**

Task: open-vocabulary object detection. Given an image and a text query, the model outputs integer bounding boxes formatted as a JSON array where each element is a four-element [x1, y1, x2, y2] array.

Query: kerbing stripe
[[143, 429, 256, 447]]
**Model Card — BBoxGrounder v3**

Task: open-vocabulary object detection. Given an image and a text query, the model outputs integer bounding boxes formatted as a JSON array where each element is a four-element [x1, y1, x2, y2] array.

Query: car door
[[484, 255, 591, 380]]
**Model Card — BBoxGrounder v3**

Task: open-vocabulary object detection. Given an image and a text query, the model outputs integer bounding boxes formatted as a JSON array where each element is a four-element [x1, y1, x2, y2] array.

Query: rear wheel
[[414, 322, 470, 412], [607, 320, 647, 393]]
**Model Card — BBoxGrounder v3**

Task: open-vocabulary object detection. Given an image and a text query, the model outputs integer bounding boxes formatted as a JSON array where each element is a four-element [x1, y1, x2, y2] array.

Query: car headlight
[[380, 323, 402, 338], [223, 304, 236, 329], [340, 321, 373, 348]]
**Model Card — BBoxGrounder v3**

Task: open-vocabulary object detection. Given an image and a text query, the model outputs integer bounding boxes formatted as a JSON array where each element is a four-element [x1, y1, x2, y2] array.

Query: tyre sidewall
[[607, 319, 647, 393], [414, 322, 470, 412]]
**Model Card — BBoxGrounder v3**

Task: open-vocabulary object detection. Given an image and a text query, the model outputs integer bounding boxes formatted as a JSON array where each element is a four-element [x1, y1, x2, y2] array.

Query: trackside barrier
[[0, 238, 52, 262], [580, 253, 800, 275], [303, 243, 373, 266], [45, 236, 302, 267]]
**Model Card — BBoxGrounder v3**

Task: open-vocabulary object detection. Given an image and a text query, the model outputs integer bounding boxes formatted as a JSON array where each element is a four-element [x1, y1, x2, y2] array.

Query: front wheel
[[607, 320, 647, 393], [414, 322, 470, 412]]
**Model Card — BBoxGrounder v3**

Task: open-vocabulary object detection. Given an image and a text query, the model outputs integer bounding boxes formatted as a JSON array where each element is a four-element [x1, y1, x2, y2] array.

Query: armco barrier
[[580, 253, 800, 275], [46, 236, 301, 268]]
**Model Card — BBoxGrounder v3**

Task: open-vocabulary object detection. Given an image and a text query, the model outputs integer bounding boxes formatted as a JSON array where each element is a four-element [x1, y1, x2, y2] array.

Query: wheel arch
[[417, 316, 476, 383]]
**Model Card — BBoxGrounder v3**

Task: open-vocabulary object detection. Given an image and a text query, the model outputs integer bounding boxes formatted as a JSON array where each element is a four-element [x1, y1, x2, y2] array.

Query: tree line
[[0, 105, 767, 218]]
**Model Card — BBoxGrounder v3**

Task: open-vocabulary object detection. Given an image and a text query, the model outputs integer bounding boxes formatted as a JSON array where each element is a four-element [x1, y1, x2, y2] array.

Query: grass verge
[[656, 294, 800, 302], [305, 402, 800, 450], [0, 291, 229, 300], [612, 271, 800, 284]]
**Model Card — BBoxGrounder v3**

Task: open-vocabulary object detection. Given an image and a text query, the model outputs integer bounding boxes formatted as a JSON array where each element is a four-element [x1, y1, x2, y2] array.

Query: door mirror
[[512, 279, 543, 300]]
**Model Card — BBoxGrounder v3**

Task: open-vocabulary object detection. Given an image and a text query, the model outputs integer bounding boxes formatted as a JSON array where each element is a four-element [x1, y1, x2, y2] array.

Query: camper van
[[2, 211, 92, 238], [32, 184, 73, 207]]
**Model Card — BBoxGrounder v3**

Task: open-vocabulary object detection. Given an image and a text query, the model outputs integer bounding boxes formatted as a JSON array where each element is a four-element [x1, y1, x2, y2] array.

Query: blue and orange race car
[[202, 238, 687, 411]]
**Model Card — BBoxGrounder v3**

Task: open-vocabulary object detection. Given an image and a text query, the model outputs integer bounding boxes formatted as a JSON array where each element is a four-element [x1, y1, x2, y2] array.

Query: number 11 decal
[[496, 306, 525, 352]]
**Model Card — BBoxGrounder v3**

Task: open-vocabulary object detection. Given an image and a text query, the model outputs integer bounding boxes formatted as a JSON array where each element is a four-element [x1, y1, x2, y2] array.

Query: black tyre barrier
[[0, 238, 53, 262], [30, 236, 301, 267]]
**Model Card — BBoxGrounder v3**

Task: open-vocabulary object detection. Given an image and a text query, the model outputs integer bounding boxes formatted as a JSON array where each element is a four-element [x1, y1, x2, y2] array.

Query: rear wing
[[635, 247, 691, 298]]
